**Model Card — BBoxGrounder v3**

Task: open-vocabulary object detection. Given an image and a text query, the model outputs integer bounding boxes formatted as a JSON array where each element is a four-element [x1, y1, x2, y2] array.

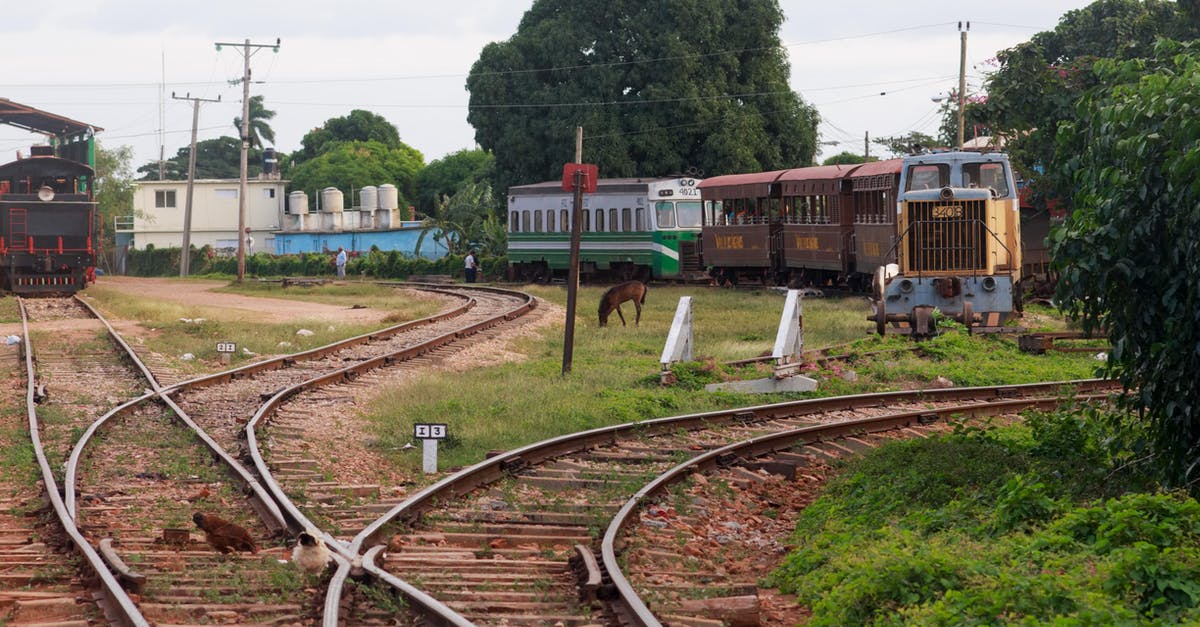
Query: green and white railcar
[[506, 176, 705, 282]]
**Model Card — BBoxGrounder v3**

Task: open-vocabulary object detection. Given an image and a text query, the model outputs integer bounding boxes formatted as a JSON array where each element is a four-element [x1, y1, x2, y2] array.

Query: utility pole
[[562, 127, 584, 375], [957, 21, 969, 150], [864, 131, 870, 161], [172, 92, 220, 277], [215, 37, 280, 283]]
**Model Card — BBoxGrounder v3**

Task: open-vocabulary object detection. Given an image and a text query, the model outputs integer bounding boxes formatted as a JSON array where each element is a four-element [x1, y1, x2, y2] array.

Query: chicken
[[192, 512, 257, 554], [292, 529, 330, 574]]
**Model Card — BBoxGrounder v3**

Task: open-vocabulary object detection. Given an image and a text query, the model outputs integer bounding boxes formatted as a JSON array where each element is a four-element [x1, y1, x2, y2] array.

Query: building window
[[215, 188, 238, 200], [264, 188, 276, 199], [155, 190, 176, 208]]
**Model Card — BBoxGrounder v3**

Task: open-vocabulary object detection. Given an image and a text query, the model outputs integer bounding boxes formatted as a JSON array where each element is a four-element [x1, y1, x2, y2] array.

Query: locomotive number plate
[[932, 205, 963, 218]]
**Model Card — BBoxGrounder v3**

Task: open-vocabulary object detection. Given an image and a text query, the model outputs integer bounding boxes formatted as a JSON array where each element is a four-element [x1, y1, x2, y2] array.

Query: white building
[[126, 179, 288, 254]]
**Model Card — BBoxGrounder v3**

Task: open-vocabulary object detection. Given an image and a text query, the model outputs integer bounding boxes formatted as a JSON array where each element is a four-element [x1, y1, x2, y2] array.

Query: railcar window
[[561, 209, 569, 232], [155, 190, 176, 208], [582, 209, 591, 232], [510, 211, 519, 233], [522, 210, 531, 233], [677, 201, 702, 228], [655, 202, 676, 228], [636, 207, 646, 231], [534, 211, 543, 232], [963, 162, 1010, 196], [622, 208, 631, 232], [546, 211, 555, 233], [906, 165, 949, 191], [609, 208, 618, 232], [596, 209, 605, 232]]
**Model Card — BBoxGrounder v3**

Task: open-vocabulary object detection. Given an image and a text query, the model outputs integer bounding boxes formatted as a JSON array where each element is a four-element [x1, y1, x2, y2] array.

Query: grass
[[363, 284, 1104, 472], [80, 281, 440, 373], [764, 407, 1196, 625]]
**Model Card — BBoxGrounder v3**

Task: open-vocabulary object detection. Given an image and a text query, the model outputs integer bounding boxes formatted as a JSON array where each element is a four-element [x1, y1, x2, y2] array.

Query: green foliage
[[416, 181, 498, 256], [770, 409, 1199, 624], [296, 109, 403, 164], [287, 140, 424, 209], [94, 143, 136, 273], [821, 151, 865, 165], [233, 95, 276, 150], [466, 0, 818, 195], [980, 0, 1197, 210], [1051, 39, 1200, 486], [414, 149, 494, 216], [136, 136, 260, 181], [873, 132, 937, 158]]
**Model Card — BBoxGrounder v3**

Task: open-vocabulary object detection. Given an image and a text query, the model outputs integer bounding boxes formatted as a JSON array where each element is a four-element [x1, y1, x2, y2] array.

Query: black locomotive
[[0, 100, 101, 294]]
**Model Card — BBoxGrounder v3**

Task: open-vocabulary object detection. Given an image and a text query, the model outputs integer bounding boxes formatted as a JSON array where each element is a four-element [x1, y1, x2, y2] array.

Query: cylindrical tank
[[378, 184, 399, 210], [360, 185, 378, 211], [263, 147, 278, 175], [322, 187, 344, 213], [288, 191, 309, 215]]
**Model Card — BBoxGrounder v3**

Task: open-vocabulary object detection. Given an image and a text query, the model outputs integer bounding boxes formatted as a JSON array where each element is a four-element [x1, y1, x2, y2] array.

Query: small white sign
[[414, 423, 448, 440], [216, 341, 237, 353]]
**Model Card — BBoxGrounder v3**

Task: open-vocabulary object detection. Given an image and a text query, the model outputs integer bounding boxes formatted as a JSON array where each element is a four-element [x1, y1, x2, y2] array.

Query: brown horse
[[598, 281, 648, 327]]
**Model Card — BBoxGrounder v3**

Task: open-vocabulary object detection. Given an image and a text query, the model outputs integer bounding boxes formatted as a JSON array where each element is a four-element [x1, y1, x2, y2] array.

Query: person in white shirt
[[336, 247, 348, 279], [464, 250, 479, 283]]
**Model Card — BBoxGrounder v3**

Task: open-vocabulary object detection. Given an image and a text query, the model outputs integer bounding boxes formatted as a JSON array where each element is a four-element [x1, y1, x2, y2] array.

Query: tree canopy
[[136, 137, 263, 181], [287, 140, 424, 209], [94, 143, 136, 271], [979, 0, 1200, 208], [1051, 39, 1200, 486], [296, 110, 403, 164], [413, 148, 494, 217], [466, 0, 818, 195]]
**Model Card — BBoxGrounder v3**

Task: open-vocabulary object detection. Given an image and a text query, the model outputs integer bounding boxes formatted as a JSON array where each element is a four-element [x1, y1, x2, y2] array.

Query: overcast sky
[[0, 1, 1095, 174]]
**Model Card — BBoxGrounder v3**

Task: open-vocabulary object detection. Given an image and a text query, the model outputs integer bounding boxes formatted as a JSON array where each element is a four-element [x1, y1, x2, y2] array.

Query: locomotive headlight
[[982, 277, 997, 292], [899, 279, 914, 293], [37, 186, 54, 202]]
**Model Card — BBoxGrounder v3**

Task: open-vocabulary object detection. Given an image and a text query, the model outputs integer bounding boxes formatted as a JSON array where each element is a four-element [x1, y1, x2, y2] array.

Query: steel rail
[[348, 378, 1116, 624], [232, 285, 537, 625], [18, 298, 150, 627], [601, 390, 1112, 625]]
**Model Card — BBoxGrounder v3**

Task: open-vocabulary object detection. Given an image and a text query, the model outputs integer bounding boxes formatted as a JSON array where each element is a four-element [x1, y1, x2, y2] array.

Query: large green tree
[[295, 110, 403, 164], [466, 0, 818, 195], [414, 148, 494, 217], [980, 0, 1198, 208], [1051, 40, 1200, 486], [287, 140, 424, 209]]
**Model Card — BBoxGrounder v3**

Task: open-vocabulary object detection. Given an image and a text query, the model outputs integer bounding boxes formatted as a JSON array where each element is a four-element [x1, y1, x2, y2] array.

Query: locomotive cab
[[873, 151, 1022, 337]]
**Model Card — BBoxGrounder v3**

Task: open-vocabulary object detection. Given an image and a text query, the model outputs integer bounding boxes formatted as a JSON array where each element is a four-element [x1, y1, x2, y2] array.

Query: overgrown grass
[[364, 285, 1103, 471], [214, 281, 447, 322], [765, 407, 1199, 625]]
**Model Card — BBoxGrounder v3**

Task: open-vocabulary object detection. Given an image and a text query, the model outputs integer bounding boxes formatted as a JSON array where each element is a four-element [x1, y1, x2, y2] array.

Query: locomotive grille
[[679, 240, 701, 272], [905, 199, 987, 273]]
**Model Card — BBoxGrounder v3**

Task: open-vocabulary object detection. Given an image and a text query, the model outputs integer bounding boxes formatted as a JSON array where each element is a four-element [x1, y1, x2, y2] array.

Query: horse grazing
[[598, 281, 648, 327]]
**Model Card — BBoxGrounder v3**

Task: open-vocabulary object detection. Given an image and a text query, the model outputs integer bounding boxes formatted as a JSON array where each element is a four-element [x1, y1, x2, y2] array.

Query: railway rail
[[352, 378, 1116, 625], [13, 284, 538, 625], [11, 281, 1118, 626]]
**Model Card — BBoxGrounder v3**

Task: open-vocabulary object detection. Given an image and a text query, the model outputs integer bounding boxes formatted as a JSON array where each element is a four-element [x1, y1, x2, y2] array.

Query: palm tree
[[233, 95, 276, 149]]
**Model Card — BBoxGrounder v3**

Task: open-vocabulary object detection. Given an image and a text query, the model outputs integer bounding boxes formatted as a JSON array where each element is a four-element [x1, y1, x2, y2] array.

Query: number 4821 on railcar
[[0, 147, 100, 294]]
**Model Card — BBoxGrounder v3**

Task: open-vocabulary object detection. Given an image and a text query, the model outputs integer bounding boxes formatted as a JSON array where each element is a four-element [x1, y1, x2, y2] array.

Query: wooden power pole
[[172, 92, 220, 277], [957, 21, 969, 150]]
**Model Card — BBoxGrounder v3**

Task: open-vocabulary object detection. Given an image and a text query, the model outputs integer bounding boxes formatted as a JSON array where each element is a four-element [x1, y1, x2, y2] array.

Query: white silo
[[287, 191, 309, 231], [378, 183, 399, 228], [322, 187, 344, 230]]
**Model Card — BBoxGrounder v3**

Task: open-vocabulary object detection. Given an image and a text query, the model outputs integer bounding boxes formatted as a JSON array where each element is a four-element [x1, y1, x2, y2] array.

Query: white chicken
[[292, 529, 330, 574]]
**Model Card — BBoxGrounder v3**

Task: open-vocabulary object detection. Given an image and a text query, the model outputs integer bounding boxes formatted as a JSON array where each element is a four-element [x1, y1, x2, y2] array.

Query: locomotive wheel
[[874, 301, 886, 336], [961, 302, 974, 335]]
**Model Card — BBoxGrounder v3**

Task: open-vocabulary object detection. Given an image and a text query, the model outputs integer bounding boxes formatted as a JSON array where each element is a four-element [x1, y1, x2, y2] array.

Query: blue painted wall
[[273, 222, 449, 259]]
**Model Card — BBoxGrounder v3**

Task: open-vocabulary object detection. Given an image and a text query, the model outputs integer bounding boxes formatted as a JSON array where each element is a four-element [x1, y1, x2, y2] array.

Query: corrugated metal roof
[[0, 98, 102, 137], [697, 170, 787, 200], [848, 158, 903, 178]]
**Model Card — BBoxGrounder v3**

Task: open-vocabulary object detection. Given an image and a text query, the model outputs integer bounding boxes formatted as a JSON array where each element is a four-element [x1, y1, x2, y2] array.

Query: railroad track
[[11, 284, 538, 625], [352, 379, 1117, 625]]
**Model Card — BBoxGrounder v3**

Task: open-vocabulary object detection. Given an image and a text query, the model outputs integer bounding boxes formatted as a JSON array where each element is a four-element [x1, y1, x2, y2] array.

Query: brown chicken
[[193, 512, 258, 554]]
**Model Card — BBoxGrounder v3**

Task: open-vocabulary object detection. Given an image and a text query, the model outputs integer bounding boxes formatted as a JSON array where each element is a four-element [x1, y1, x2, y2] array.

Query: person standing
[[464, 249, 479, 283], [336, 247, 347, 279]]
